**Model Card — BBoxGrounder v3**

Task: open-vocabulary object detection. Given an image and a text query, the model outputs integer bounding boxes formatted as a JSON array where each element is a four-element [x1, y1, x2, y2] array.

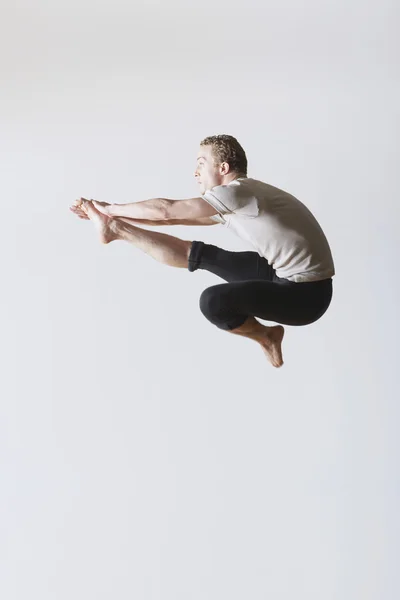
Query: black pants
[[188, 241, 333, 331]]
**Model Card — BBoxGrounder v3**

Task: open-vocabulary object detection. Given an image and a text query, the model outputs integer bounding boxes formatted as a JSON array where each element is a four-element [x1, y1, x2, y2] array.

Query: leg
[[227, 316, 285, 368], [188, 240, 267, 282], [199, 279, 332, 367], [188, 241, 286, 366], [198, 282, 288, 368], [116, 220, 192, 268], [81, 200, 193, 268]]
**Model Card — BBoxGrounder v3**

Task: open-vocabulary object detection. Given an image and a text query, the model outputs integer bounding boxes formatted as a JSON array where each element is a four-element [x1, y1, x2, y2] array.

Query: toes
[[70, 207, 89, 219], [81, 199, 104, 221], [71, 198, 107, 222]]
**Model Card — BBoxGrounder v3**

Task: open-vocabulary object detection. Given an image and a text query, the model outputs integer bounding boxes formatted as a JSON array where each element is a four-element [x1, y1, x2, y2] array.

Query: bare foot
[[259, 325, 285, 368], [80, 200, 119, 244]]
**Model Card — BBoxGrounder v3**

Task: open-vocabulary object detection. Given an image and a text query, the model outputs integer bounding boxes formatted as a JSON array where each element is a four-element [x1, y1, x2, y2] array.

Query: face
[[194, 145, 226, 195]]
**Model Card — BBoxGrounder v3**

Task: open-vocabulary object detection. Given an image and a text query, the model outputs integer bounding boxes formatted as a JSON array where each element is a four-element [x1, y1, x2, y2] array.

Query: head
[[194, 134, 248, 195]]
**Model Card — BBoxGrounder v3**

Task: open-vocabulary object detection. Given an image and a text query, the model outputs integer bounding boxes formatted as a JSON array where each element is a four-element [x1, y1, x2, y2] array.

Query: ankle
[[109, 218, 124, 240], [231, 317, 268, 341]]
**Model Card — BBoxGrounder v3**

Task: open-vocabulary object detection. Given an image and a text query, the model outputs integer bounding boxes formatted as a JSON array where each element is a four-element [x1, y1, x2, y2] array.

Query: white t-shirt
[[202, 177, 335, 283]]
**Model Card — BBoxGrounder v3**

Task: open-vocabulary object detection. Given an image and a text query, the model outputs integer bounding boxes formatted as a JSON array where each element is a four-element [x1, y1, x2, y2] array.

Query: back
[[202, 178, 335, 282]]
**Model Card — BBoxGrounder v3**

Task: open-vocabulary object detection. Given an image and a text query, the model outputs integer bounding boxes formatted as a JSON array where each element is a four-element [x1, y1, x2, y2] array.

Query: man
[[70, 134, 335, 368]]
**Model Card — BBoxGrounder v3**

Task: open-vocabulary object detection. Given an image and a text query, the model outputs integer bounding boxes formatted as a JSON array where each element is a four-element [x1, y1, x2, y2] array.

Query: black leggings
[[188, 241, 333, 331]]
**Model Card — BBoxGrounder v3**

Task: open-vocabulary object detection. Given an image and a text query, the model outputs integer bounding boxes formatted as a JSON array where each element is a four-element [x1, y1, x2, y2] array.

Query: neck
[[222, 173, 246, 185]]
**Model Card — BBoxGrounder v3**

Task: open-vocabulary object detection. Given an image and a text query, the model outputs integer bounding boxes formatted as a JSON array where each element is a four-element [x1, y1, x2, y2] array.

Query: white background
[[1, 1, 399, 598]]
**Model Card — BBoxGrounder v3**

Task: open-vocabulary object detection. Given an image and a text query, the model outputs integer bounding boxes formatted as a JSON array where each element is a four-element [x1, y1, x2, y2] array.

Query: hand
[[70, 198, 111, 220]]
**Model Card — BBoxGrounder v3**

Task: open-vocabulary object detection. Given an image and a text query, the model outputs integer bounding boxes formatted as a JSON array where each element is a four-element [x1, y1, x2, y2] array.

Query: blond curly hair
[[200, 134, 248, 177]]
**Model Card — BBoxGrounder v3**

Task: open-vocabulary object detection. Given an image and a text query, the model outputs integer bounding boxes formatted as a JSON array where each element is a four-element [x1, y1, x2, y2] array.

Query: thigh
[[188, 241, 275, 283], [208, 278, 333, 326]]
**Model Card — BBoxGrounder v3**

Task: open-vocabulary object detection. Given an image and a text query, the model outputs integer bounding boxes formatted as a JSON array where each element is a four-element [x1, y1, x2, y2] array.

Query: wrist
[[107, 204, 119, 217]]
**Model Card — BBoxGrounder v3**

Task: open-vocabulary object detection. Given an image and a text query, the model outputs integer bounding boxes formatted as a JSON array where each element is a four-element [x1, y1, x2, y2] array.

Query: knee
[[199, 286, 222, 321], [199, 285, 246, 331]]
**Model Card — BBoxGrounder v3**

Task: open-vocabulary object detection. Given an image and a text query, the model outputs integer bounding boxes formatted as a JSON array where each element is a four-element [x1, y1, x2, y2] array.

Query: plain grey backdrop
[[1, 0, 399, 598]]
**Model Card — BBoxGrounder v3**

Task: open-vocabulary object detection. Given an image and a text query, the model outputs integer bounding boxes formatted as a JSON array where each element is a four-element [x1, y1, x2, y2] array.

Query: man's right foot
[[260, 325, 285, 368]]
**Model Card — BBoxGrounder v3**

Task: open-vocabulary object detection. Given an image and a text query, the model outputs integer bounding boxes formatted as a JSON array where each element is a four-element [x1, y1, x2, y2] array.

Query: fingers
[[72, 198, 90, 209], [70, 207, 89, 219], [74, 198, 95, 213], [70, 204, 85, 214], [70, 199, 90, 219], [73, 197, 87, 207]]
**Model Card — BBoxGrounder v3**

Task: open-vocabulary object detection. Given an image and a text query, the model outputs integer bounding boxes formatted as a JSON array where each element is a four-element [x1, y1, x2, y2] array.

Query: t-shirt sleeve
[[202, 183, 259, 218], [209, 214, 225, 223]]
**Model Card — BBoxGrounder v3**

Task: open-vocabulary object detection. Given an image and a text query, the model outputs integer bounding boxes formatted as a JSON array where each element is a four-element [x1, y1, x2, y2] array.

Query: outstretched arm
[[105, 197, 219, 221], [106, 198, 168, 220], [71, 197, 219, 225], [118, 216, 219, 227], [70, 203, 218, 226]]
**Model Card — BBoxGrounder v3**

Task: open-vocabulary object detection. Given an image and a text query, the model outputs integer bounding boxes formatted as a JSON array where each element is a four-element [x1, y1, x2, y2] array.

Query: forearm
[[117, 217, 177, 227], [116, 216, 216, 227], [108, 198, 168, 220]]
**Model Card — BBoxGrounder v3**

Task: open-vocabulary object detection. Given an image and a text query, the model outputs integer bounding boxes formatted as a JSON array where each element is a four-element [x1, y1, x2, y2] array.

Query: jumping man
[[70, 134, 335, 368]]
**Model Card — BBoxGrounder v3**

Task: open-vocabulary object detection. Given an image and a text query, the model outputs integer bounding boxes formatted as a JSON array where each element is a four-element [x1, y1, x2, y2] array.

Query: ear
[[220, 162, 230, 175]]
